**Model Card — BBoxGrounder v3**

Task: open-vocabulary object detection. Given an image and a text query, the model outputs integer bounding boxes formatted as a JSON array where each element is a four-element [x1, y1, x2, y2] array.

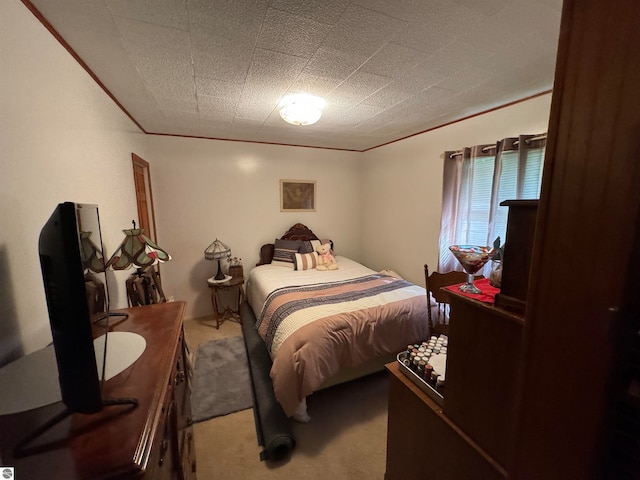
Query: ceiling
[[26, 0, 562, 151]]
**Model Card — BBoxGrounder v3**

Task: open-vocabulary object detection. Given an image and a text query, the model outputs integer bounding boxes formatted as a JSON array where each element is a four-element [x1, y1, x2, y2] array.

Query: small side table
[[207, 276, 245, 329]]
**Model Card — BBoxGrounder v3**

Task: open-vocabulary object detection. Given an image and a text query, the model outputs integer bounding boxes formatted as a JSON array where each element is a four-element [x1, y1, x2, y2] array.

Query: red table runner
[[444, 278, 499, 304]]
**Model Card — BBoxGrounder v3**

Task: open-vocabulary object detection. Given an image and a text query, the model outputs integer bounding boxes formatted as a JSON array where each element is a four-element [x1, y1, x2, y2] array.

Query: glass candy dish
[[448, 245, 493, 294]]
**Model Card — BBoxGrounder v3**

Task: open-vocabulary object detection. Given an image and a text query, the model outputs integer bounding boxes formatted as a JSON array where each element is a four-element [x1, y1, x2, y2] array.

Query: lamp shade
[[80, 231, 106, 273], [107, 225, 171, 270], [204, 239, 231, 260]]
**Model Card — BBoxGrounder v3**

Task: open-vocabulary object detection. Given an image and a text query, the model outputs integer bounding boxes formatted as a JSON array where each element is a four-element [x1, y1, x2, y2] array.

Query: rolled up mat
[[241, 302, 296, 461]]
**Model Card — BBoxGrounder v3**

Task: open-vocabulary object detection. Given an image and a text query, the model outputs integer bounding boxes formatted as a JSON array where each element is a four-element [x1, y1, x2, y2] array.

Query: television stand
[[13, 397, 138, 458]]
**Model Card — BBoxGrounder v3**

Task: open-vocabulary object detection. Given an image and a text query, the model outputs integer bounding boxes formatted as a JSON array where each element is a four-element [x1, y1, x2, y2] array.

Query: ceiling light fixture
[[279, 94, 326, 126]]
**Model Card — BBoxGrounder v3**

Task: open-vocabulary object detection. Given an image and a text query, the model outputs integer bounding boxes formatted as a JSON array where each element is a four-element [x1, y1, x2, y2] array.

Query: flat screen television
[[39, 202, 107, 414], [14, 202, 136, 456]]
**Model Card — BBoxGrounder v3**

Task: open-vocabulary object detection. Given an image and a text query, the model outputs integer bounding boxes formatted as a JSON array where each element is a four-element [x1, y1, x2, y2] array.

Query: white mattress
[[246, 256, 377, 316]]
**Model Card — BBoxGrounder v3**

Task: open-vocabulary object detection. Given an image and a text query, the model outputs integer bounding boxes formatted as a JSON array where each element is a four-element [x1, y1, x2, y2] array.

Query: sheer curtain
[[438, 134, 546, 274]]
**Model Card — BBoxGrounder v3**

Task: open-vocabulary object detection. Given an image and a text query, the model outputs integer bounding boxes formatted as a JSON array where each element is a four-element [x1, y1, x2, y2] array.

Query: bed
[[245, 223, 430, 421]]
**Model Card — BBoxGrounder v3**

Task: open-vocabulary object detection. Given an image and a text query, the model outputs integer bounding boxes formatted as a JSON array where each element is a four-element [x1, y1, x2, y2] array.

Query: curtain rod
[[448, 133, 547, 158]]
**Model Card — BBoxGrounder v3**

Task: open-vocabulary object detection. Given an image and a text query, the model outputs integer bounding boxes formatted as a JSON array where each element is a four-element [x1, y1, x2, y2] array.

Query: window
[[439, 134, 546, 274]]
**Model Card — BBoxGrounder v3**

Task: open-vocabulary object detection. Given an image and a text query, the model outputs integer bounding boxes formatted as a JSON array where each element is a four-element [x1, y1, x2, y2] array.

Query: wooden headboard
[[257, 223, 320, 266]]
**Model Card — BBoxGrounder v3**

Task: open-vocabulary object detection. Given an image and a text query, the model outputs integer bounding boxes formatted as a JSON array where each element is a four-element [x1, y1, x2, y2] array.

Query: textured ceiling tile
[[449, 0, 509, 16], [360, 42, 431, 78], [156, 95, 198, 114], [328, 71, 392, 110], [391, 63, 451, 95], [436, 66, 497, 93], [325, 89, 369, 109], [430, 40, 497, 72], [507, 1, 563, 31], [191, 45, 253, 82], [241, 84, 285, 107], [319, 115, 360, 127], [351, 0, 438, 23], [257, 8, 332, 58], [354, 0, 478, 32], [165, 110, 200, 123], [362, 85, 413, 109], [113, 16, 194, 87], [268, 0, 350, 25], [242, 49, 308, 106], [187, 0, 267, 35], [288, 72, 342, 97], [195, 77, 243, 101], [321, 103, 352, 119], [321, 4, 408, 58], [344, 103, 385, 120], [343, 70, 392, 94], [391, 21, 456, 55], [105, 0, 190, 31], [235, 100, 277, 121], [197, 94, 238, 116], [416, 86, 457, 106], [304, 46, 369, 80]]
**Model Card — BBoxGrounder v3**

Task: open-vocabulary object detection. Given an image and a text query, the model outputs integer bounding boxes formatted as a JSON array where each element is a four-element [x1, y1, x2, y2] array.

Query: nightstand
[[207, 276, 244, 328]]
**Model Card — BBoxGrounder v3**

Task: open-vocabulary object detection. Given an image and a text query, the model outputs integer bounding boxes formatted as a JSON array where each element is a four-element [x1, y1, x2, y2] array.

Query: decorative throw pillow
[[300, 239, 322, 254], [294, 252, 319, 271], [272, 238, 303, 267]]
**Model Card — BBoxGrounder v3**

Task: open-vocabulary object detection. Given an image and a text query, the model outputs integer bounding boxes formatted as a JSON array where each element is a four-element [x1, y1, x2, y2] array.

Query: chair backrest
[[424, 264, 481, 335], [425, 267, 468, 304]]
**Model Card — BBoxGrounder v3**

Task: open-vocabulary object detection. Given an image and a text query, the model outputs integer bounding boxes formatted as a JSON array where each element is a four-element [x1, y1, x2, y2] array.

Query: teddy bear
[[315, 243, 338, 270]]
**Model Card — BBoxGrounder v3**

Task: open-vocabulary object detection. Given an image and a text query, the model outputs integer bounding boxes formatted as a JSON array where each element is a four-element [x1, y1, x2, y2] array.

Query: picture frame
[[280, 180, 316, 212]]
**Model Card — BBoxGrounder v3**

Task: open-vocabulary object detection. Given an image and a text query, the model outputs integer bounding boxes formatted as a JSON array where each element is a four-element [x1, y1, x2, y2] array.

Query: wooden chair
[[424, 264, 479, 336]]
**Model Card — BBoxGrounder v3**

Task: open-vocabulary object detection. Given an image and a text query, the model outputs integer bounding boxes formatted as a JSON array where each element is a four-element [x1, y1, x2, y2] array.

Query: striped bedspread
[[257, 274, 419, 357], [254, 273, 430, 416]]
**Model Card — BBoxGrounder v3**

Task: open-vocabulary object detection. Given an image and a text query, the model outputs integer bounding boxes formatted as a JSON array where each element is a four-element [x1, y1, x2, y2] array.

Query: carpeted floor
[[184, 316, 389, 480]]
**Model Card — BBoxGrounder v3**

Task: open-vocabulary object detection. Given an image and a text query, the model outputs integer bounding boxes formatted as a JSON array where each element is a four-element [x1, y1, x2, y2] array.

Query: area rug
[[190, 336, 253, 423]]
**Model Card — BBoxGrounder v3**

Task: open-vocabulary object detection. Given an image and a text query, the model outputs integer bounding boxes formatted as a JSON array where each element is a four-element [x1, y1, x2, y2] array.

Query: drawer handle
[[158, 401, 176, 466], [159, 440, 168, 466]]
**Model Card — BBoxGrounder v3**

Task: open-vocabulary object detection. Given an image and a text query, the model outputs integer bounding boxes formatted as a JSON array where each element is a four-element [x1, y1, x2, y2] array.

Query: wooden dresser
[[0, 301, 196, 480], [385, 294, 524, 480]]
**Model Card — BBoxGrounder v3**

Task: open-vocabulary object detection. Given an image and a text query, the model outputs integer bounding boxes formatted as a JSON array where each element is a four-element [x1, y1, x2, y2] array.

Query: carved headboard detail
[[281, 223, 319, 241], [257, 223, 320, 266]]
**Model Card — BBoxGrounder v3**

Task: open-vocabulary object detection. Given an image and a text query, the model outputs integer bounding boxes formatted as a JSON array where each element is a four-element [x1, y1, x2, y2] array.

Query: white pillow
[[294, 252, 319, 271]]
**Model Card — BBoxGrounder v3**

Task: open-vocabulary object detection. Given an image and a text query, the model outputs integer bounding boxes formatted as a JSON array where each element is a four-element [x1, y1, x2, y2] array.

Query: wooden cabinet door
[[511, 0, 640, 477]]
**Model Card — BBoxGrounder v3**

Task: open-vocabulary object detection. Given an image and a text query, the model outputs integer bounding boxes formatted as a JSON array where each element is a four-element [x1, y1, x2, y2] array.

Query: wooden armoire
[[511, 0, 640, 477]]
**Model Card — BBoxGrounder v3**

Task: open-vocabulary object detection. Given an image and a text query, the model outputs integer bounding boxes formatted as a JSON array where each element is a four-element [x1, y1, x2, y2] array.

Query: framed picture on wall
[[280, 180, 316, 212]]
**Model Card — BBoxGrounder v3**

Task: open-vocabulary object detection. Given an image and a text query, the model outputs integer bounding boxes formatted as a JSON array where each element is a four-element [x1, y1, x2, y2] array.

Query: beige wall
[[0, 0, 147, 363], [147, 137, 361, 319], [360, 94, 553, 287]]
